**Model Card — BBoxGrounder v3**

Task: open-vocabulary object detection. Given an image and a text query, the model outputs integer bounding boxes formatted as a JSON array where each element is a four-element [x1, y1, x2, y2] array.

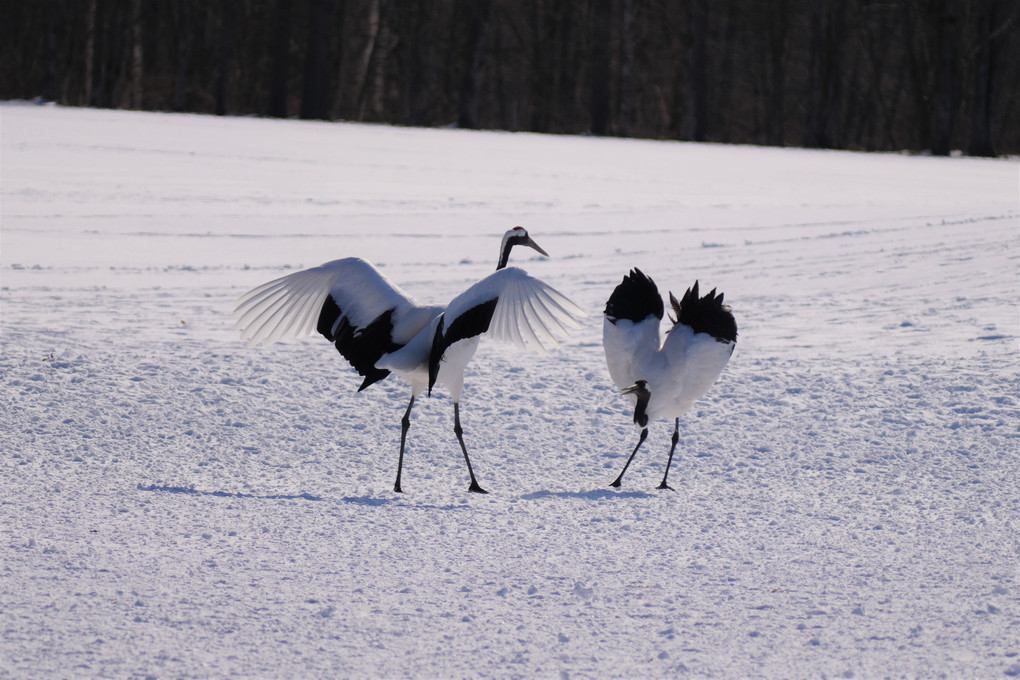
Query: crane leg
[[657, 418, 680, 490], [610, 428, 648, 488], [453, 402, 487, 494], [393, 396, 415, 493]]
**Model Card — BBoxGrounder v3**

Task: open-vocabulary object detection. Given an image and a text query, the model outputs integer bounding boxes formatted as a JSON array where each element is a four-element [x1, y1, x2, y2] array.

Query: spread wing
[[427, 267, 586, 392], [443, 266, 586, 354], [233, 258, 421, 346], [233, 258, 435, 391]]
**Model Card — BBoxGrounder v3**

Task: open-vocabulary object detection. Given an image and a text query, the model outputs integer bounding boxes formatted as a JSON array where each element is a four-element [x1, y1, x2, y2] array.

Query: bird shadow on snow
[[138, 484, 466, 509], [138, 484, 323, 502], [336, 495, 469, 510], [520, 488, 655, 501]]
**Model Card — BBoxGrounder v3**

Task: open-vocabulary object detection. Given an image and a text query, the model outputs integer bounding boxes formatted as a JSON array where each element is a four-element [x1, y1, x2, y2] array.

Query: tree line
[[3, 0, 1016, 155]]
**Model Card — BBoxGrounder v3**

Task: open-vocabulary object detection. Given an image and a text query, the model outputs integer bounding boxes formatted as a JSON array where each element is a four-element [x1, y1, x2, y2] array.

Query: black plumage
[[427, 298, 499, 394], [669, 281, 738, 343], [317, 296, 400, 391], [604, 268, 664, 324]]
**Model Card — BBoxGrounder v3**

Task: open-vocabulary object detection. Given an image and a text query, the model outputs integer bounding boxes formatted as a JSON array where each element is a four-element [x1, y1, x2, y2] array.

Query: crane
[[233, 227, 585, 494], [602, 268, 737, 489]]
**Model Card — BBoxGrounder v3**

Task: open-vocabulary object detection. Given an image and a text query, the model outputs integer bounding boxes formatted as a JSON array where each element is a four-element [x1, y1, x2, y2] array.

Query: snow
[[2, 102, 1019, 678]]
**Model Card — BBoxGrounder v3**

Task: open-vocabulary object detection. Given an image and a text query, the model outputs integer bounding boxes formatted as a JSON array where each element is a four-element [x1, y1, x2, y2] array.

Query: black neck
[[633, 389, 650, 428], [497, 233, 528, 270]]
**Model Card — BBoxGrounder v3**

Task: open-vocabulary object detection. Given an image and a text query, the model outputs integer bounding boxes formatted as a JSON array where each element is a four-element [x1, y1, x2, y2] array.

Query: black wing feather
[[427, 298, 499, 395], [604, 268, 664, 324], [317, 295, 401, 391], [669, 281, 738, 343]]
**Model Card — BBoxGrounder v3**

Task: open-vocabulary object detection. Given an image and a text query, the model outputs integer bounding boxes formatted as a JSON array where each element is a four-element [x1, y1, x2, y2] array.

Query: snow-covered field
[[2, 103, 1018, 678]]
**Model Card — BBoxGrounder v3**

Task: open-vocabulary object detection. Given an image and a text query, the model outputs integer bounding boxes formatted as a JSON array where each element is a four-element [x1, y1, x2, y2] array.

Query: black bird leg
[[610, 428, 648, 488], [453, 402, 487, 493], [393, 396, 416, 493], [657, 418, 680, 490]]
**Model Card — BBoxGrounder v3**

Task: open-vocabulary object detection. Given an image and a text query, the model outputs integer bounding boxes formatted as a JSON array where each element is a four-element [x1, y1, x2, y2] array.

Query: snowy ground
[[2, 103, 1018, 678]]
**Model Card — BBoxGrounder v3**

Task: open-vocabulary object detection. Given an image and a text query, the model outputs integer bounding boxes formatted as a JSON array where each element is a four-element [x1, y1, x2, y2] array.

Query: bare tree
[[43, 0, 63, 102], [84, 0, 97, 106], [394, 2, 426, 125], [529, 0, 553, 134], [3, 0, 1019, 153], [619, 0, 636, 137], [764, 0, 788, 146], [301, 0, 337, 120], [590, 0, 612, 135], [130, 0, 143, 109], [931, 0, 960, 155], [967, 0, 1003, 157], [354, 0, 381, 119], [806, 0, 848, 149], [457, 0, 493, 129], [684, 0, 709, 142], [215, 0, 234, 116], [268, 0, 293, 117], [174, 0, 191, 111]]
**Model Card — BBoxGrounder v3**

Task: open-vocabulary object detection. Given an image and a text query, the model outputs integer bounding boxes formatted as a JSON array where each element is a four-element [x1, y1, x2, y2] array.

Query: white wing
[[232, 257, 422, 347], [444, 267, 586, 354], [602, 315, 662, 390], [659, 323, 734, 412]]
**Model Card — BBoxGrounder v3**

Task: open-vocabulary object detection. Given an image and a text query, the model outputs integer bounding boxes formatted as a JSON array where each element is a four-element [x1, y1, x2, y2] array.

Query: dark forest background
[[3, 0, 1017, 155]]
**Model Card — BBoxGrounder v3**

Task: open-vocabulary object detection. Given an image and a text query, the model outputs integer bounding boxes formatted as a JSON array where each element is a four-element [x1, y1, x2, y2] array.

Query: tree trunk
[[931, 0, 959, 155], [174, 0, 191, 111], [130, 0, 143, 109], [492, 9, 516, 131], [215, 0, 234, 116], [590, 0, 611, 136], [268, 0, 293, 117], [713, 0, 738, 140], [369, 9, 390, 120], [618, 0, 635, 137], [331, 1, 347, 120], [84, 0, 97, 106], [968, 0, 999, 157], [301, 0, 335, 120], [858, 11, 899, 150], [685, 0, 709, 142], [554, 1, 576, 133], [456, 0, 492, 129], [97, 5, 126, 108], [807, 0, 847, 148], [529, 1, 551, 133], [765, 1, 787, 146], [44, 0, 62, 102], [355, 0, 381, 120], [396, 2, 424, 125]]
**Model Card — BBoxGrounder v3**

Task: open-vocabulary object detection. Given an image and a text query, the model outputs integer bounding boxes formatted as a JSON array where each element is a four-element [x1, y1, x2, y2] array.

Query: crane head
[[498, 226, 549, 269]]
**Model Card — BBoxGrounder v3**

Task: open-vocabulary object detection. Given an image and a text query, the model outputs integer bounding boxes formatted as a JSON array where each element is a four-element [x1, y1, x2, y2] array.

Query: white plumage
[[235, 258, 430, 348], [603, 268, 737, 489], [452, 267, 584, 353], [233, 227, 585, 493]]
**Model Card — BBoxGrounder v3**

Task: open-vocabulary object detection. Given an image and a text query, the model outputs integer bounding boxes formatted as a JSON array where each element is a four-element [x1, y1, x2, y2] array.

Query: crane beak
[[524, 236, 550, 258], [621, 380, 649, 396]]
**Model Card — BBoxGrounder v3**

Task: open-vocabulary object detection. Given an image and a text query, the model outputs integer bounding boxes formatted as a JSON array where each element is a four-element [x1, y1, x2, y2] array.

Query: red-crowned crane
[[233, 227, 585, 494], [603, 268, 737, 489]]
